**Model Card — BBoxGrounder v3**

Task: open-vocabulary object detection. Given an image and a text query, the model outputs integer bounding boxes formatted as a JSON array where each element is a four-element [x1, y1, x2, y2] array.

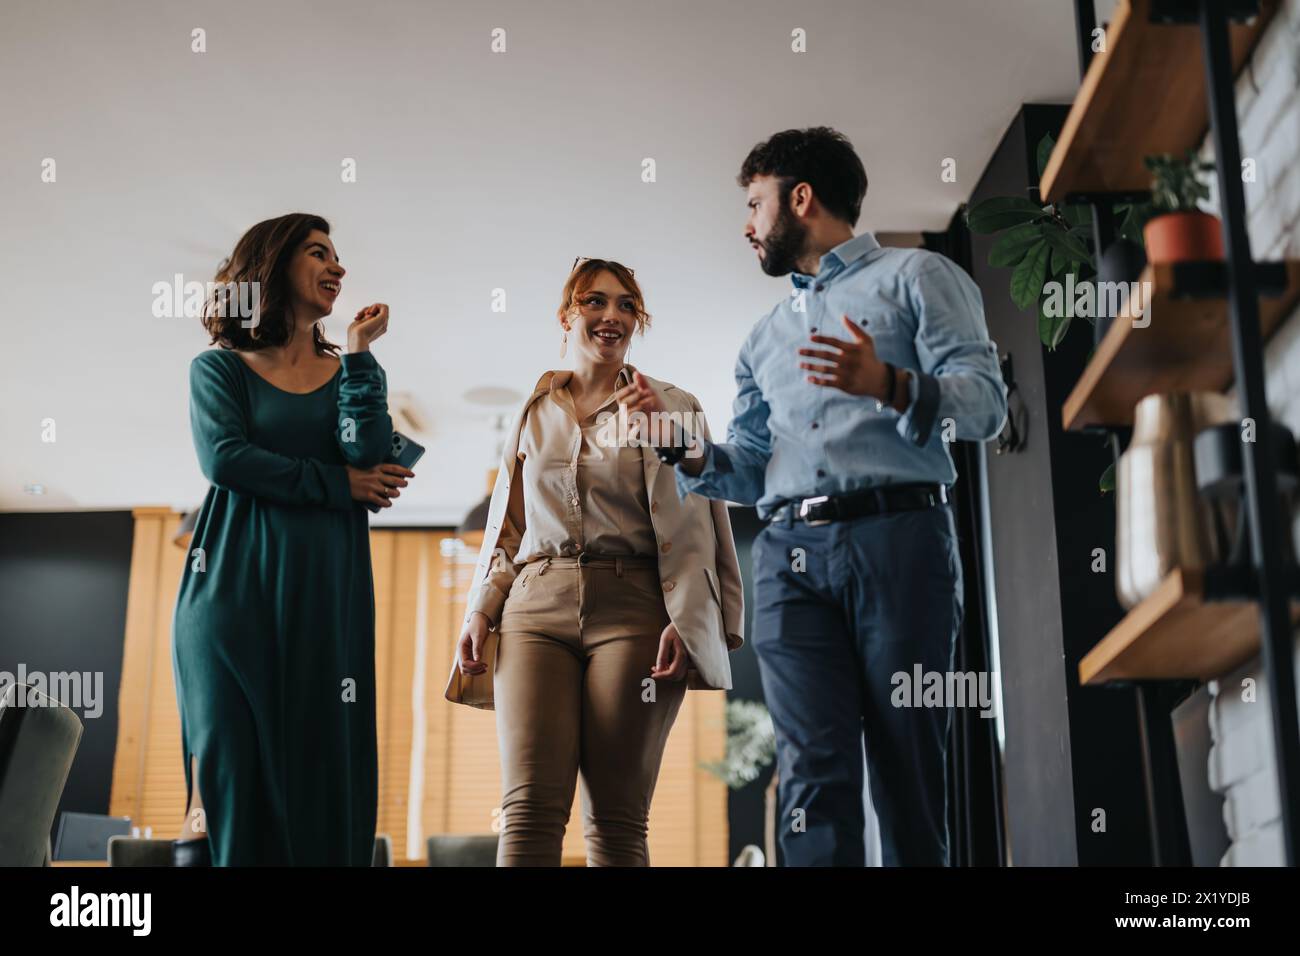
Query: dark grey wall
[[722, 506, 772, 862], [0, 511, 135, 839], [972, 105, 1152, 865]]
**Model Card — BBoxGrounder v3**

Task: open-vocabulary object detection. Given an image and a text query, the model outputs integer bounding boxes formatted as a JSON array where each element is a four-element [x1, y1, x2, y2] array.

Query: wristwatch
[[874, 362, 897, 413], [875, 363, 913, 413], [655, 422, 688, 465]]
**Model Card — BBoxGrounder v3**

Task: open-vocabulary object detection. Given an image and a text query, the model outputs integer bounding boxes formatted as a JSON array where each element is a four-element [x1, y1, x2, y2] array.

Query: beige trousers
[[493, 554, 686, 866]]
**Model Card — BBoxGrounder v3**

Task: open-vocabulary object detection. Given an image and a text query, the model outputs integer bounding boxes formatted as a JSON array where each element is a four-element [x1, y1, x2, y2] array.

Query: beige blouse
[[468, 366, 656, 625]]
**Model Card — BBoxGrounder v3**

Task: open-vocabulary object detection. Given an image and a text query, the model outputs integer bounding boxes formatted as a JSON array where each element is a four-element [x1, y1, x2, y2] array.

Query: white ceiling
[[1, 0, 1084, 524]]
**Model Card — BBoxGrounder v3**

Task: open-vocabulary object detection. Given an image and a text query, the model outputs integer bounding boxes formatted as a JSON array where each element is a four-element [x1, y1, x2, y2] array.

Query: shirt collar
[[791, 231, 881, 289], [548, 365, 633, 396], [549, 366, 632, 426]]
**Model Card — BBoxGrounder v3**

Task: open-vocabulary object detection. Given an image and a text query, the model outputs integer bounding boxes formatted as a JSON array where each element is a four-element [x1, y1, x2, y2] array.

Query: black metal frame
[[1193, 0, 1300, 868], [1069, 0, 1300, 866]]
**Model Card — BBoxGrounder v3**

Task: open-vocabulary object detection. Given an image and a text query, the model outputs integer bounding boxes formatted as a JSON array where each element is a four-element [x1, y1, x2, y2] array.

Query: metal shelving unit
[[1055, 0, 1300, 866]]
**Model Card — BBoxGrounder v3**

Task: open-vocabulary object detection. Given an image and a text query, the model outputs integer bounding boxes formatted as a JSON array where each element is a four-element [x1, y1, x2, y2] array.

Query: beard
[[754, 203, 808, 277]]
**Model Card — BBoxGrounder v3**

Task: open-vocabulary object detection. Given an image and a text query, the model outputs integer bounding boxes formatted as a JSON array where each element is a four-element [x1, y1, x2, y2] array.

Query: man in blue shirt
[[621, 127, 1006, 865]]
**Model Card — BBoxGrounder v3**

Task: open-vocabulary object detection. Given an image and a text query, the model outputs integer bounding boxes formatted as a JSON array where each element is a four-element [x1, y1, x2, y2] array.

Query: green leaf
[[1043, 226, 1093, 266], [988, 223, 1044, 268], [967, 196, 1048, 234], [1036, 133, 1056, 180], [1050, 243, 1068, 277], [1099, 461, 1116, 495], [1145, 150, 1215, 212], [1119, 212, 1140, 245], [1037, 291, 1073, 349], [1112, 200, 1156, 246], [1011, 242, 1050, 311], [1061, 203, 1092, 228]]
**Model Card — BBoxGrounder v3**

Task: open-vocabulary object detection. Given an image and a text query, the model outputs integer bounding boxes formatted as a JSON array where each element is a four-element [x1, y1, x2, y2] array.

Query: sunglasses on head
[[571, 256, 634, 276]]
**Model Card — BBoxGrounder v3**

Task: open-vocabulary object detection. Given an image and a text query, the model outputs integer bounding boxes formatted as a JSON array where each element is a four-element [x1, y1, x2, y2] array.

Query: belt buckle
[[798, 495, 832, 526]]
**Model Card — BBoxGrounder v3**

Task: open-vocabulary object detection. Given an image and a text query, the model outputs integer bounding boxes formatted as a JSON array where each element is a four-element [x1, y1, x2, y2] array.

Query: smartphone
[[367, 430, 426, 513]]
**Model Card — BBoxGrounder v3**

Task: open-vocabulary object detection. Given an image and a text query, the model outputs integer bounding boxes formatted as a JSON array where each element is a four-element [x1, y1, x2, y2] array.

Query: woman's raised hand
[[348, 303, 389, 352], [614, 370, 675, 446], [614, 370, 667, 417]]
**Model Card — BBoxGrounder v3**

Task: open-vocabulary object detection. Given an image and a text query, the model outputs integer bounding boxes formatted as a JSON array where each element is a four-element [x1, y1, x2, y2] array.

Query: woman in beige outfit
[[450, 258, 743, 866]]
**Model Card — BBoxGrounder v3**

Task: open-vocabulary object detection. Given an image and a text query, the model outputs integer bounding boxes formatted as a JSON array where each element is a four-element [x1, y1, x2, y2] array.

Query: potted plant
[[700, 699, 777, 865], [965, 133, 1097, 350], [969, 133, 1156, 494], [1143, 150, 1222, 263], [700, 698, 776, 788]]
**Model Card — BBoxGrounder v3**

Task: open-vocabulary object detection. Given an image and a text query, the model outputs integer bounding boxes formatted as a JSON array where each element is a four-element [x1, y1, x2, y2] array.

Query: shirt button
[[650, 501, 658, 514], [661, 541, 672, 554], [817, 469, 826, 478], [662, 580, 675, 593], [810, 326, 818, 333], [811, 422, 820, 429], [571, 497, 579, 506], [814, 284, 823, 292]]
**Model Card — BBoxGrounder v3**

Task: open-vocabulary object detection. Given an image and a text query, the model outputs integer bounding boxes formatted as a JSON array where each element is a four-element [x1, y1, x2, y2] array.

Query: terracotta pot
[[1143, 211, 1224, 263]]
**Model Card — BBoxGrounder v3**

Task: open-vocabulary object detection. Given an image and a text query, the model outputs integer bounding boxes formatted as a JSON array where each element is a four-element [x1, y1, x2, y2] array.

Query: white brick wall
[[1201, 0, 1300, 867]]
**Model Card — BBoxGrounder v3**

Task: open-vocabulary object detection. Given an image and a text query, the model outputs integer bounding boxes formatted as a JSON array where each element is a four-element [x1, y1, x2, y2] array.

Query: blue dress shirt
[[676, 231, 1007, 518]]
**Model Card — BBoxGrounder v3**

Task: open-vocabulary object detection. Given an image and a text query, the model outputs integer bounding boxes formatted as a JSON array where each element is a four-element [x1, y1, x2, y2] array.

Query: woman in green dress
[[171, 213, 415, 866]]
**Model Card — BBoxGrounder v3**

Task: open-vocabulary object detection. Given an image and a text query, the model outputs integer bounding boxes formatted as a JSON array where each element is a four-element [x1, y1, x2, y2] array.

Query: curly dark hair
[[737, 127, 868, 226], [202, 212, 340, 355]]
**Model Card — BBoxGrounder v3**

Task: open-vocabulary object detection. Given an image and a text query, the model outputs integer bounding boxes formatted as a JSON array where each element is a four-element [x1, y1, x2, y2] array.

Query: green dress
[[172, 347, 391, 865]]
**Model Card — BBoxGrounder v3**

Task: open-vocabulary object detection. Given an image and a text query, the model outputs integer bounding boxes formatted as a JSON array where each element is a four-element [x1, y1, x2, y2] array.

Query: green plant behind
[[1144, 150, 1215, 214], [699, 698, 777, 790], [966, 132, 1097, 349]]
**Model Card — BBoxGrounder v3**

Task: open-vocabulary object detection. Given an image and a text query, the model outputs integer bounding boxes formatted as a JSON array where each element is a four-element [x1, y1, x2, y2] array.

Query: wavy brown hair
[[556, 259, 651, 333], [202, 212, 340, 355]]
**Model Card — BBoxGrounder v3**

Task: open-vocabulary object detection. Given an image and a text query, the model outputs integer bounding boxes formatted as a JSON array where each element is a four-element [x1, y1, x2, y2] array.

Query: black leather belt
[[768, 483, 948, 526]]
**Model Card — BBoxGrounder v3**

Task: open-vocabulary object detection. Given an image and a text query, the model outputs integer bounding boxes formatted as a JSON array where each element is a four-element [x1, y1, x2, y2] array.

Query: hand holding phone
[[365, 430, 426, 513]]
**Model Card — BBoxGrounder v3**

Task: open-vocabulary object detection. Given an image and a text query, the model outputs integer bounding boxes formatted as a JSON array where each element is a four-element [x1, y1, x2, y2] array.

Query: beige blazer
[[444, 367, 744, 708]]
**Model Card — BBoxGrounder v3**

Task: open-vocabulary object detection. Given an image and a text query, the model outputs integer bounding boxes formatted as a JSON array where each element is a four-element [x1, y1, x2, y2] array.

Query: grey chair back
[[108, 836, 174, 867], [0, 683, 85, 866], [426, 834, 499, 867]]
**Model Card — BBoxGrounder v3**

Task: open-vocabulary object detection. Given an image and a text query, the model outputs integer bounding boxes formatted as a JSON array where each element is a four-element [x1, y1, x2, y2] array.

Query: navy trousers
[[752, 504, 963, 866]]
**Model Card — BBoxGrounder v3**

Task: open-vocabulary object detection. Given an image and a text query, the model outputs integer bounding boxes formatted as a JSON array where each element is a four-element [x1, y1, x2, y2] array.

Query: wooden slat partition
[[108, 508, 164, 830]]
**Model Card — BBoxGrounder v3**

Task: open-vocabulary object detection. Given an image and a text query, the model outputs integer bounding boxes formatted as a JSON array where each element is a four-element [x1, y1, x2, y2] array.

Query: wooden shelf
[[1040, 0, 1279, 203], [1079, 567, 1281, 684], [1062, 260, 1300, 430]]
